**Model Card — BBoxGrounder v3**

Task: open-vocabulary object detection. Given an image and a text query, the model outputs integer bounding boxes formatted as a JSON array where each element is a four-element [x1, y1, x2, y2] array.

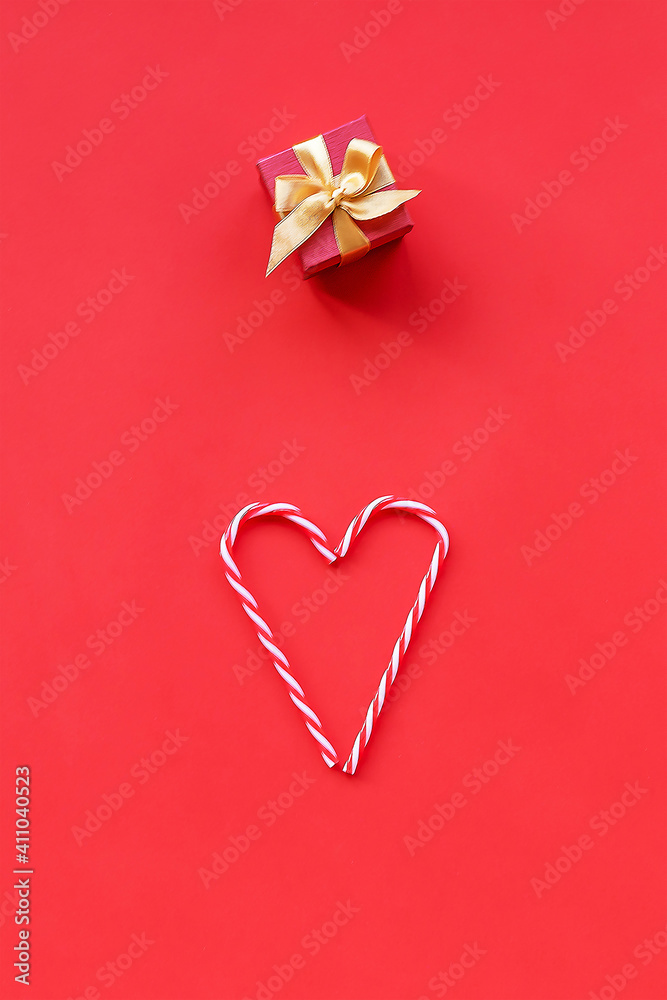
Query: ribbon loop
[[293, 134, 334, 187], [274, 175, 324, 213], [265, 133, 420, 276], [340, 137, 384, 197]]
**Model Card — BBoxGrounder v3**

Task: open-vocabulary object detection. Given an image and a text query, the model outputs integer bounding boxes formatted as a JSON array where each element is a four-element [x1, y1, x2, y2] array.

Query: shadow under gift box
[[257, 114, 414, 279]]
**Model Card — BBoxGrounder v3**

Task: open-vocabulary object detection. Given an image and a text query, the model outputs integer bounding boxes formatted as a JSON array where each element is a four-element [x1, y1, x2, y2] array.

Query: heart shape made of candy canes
[[220, 496, 450, 774]]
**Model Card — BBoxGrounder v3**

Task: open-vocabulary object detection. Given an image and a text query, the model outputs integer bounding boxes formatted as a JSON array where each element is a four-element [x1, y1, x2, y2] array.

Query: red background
[[1, 2, 666, 999]]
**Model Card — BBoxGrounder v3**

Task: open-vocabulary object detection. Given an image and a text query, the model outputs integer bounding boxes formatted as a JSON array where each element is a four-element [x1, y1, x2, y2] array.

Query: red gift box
[[257, 114, 414, 278]]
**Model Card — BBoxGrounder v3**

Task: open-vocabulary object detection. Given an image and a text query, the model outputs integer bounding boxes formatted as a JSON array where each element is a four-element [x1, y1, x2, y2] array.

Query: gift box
[[257, 115, 418, 279]]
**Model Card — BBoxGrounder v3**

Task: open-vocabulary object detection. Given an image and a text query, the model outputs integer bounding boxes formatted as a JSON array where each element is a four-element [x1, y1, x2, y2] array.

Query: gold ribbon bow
[[266, 134, 420, 276]]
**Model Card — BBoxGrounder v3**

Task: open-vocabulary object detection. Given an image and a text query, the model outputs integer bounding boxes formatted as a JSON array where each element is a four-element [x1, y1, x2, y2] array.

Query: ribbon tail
[[266, 193, 333, 277], [342, 188, 421, 222], [332, 208, 371, 266]]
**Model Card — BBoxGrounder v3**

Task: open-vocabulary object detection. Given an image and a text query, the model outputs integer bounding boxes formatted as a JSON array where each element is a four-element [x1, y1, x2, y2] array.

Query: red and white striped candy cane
[[335, 497, 449, 774], [220, 496, 450, 774], [221, 502, 340, 768]]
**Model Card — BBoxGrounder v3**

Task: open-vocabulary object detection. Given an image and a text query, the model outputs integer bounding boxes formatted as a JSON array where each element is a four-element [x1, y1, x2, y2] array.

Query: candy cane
[[220, 497, 450, 774], [336, 498, 449, 773], [221, 502, 340, 768]]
